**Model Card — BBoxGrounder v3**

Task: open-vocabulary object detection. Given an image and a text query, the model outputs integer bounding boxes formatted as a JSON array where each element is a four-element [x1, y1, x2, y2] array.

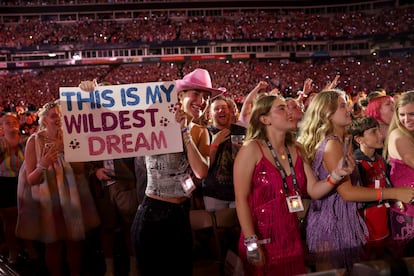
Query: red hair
[[365, 95, 393, 123]]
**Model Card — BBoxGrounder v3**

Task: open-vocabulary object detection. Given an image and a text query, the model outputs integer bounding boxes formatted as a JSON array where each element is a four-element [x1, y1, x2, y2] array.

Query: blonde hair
[[383, 90, 414, 162], [297, 89, 346, 161], [246, 94, 294, 145], [38, 100, 60, 130]]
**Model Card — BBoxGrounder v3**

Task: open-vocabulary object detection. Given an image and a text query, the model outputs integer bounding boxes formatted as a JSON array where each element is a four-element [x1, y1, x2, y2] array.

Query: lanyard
[[364, 155, 392, 188], [265, 140, 298, 195]]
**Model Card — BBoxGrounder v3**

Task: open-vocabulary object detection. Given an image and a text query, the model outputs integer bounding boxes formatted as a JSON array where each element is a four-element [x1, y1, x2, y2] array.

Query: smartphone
[[45, 143, 54, 151], [343, 136, 350, 167], [106, 170, 117, 179]]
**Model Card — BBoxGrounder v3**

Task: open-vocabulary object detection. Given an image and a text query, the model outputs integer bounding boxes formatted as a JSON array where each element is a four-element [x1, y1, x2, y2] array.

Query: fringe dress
[[238, 142, 307, 276], [306, 136, 367, 270]]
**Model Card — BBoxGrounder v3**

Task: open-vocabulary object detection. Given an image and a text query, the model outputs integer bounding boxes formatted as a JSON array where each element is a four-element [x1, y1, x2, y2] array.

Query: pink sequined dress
[[238, 142, 307, 276], [389, 157, 414, 241]]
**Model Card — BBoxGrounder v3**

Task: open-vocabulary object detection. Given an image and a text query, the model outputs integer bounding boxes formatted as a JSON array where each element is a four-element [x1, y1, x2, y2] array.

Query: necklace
[[275, 149, 286, 160], [266, 141, 287, 160]]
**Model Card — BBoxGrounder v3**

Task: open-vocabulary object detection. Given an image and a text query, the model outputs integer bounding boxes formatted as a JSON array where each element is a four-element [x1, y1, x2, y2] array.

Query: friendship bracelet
[[330, 171, 343, 183], [181, 127, 189, 133], [243, 235, 258, 246], [182, 132, 192, 140], [183, 135, 192, 147], [244, 235, 271, 251], [244, 235, 258, 252]]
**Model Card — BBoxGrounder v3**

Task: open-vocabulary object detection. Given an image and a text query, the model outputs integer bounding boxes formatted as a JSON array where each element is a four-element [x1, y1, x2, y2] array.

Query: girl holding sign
[[131, 68, 224, 276]]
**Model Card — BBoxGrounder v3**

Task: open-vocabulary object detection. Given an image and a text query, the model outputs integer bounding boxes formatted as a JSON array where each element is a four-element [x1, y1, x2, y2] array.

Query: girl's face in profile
[[380, 98, 394, 125], [44, 106, 62, 130], [398, 102, 414, 132], [2, 116, 19, 133], [264, 98, 296, 131], [331, 96, 352, 127]]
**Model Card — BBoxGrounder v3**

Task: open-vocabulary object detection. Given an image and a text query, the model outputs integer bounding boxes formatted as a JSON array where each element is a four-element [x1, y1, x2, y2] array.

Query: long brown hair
[[246, 94, 294, 145]]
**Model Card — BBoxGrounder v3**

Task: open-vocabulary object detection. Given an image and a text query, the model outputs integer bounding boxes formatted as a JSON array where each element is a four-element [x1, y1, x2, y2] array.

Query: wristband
[[181, 127, 189, 133], [244, 235, 271, 252], [297, 90, 308, 100], [210, 143, 219, 149], [375, 188, 383, 202], [327, 175, 337, 186], [244, 235, 258, 246]]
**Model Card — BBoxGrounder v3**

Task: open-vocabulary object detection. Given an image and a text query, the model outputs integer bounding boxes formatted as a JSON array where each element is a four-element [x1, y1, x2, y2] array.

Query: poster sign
[[59, 81, 183, 162]]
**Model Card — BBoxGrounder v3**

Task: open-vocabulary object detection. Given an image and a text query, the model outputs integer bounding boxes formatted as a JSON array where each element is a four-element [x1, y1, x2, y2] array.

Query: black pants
[[131, 196, 193, 276], [0, 176, 18, 208]]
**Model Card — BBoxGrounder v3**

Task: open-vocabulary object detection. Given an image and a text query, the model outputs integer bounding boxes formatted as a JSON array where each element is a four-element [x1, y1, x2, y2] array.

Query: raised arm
[[176, 102, 209, 179], [238, 81, 268, 127], [25, 135, 58, 186]]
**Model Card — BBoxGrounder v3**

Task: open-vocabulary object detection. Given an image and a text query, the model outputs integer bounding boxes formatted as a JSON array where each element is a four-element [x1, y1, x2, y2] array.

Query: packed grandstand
[[0, 0, 413, 112]]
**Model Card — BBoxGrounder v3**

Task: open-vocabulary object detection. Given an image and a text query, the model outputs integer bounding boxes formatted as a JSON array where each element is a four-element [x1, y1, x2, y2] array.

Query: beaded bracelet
[[183, 134, 192, 147], [243, 235, 258, 246], [244, 235, 258, 252], [330, 171, 343, 183], [181, 127, 189, 133]]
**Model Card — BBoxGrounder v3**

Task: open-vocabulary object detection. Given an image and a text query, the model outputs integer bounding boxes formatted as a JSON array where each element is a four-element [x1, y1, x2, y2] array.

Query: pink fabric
[[306, 136, 367, 270], [390, 157, 414, 215], [389, 157, 414, 240], [238, 142, 307, 276], [175, 68, 225, 98]]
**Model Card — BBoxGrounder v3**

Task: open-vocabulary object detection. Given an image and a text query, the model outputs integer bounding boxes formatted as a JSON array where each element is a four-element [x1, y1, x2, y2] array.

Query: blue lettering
[[161, 84, 174, 103], [60, 91, 76, 111], [146, 85, 162, 104]]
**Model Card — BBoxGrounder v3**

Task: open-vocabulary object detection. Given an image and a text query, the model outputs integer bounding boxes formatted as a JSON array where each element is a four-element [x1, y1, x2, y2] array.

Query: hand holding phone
[[105, 169, 117, 180], [45, 143, 54, 151]]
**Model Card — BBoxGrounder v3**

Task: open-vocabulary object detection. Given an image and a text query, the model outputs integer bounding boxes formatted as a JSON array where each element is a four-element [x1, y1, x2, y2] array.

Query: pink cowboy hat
[[175, 68, 226, 98]]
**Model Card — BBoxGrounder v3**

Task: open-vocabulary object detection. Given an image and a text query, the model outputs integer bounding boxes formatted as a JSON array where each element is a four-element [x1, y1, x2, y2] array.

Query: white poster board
[[59, 81, 183, 162]]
